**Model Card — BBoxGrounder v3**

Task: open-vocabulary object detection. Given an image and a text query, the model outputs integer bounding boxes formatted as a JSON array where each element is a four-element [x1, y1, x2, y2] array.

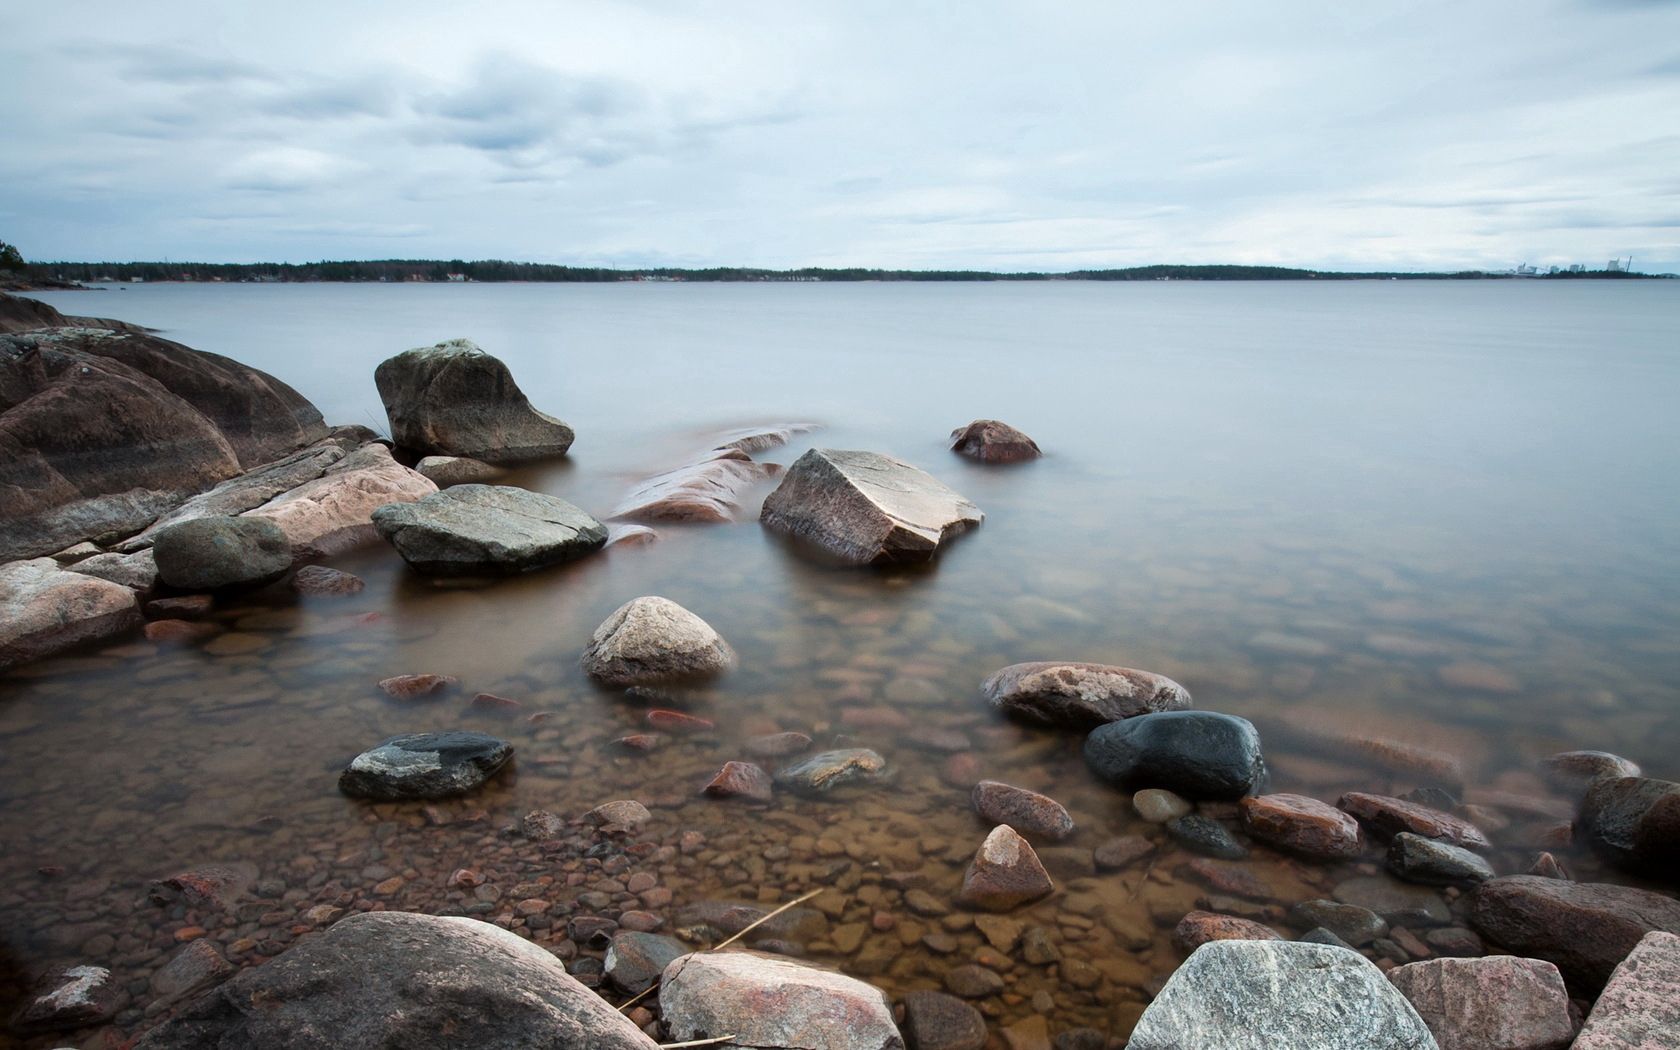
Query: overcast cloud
[[2, 0, 1678, 271]]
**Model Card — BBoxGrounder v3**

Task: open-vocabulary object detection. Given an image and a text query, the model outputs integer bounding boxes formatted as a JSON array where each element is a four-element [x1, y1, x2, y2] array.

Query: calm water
[[4, 280, 1678, 1043]]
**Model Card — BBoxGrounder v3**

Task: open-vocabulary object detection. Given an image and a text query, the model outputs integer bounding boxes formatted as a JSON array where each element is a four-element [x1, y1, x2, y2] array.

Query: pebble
[[1164, 815, 1248, 859], [1132, 789, 1193, 823], [944, 963, 1005, 998]]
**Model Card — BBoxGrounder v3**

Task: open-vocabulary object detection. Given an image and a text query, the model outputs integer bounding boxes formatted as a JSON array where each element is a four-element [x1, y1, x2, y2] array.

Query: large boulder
[[374, 339, 573, 463], [0, 558, 141, 671], [660, 950, 904, 1050], [244, 443, 437, 559], [1469, 876, 1680, 991], [339, 732, 514, 800], [1387, 956, 1574, 1050], [372, 484, 606, 576], [759, 448, 982, 565], [122, 444, 349, 549], [1579, 776, 1680, 879], [1572, 931, 1680, 1050], [981, 661, 1191, 729], [132, 911, 658, 1049], [580, 596, 735, 687], [949, 419, 1041, 463], [1083, 711, 1265, 800], [1127, 941, 1438, 1050], [152, 515, 293, 591]]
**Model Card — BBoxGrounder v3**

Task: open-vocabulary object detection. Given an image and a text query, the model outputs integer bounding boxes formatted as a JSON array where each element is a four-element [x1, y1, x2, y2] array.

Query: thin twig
[[660, 1038, 737, 1049], [616, 889, 824, 1013]]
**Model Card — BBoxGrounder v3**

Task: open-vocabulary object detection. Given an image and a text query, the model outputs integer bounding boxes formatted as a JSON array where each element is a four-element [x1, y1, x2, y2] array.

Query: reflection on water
[[2, 281, 1678, 1043]]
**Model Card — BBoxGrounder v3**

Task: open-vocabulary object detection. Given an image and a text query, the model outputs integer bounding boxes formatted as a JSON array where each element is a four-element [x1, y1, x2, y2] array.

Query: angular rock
[[971, 781, 1074, 841], [604, 931, 686, 995], [982, 661, 1191, 730], [1290, 900, 1389, 946], [338, 732, 513, 801], [1166, 815, 1248, 859], [372, 484, 606, 576], [147, 863, 257, 910], [121, 444, 347, 549], [11, 965, 118, 1033], [1387, 833, 1495, 886], [1339, 792, 1491, 851], [613, 447, 782, 523], [660, 950, 903, 1050], [1241, 793, 1363, 859], [957, 825, 1054, 912], [776, 748, 888, 794], [416, 455, 505, 487], [759, 448, 982, 565], [132, 911, 657, 1049], [375, 339, 574, 463], [1083, 711, 1265, 800], [949, 419, 1041, 463], [900, 989, 987, 1050], [1129, 940, 1438, 1050], [581, 596, 735, 687], [68, 548, 159, 593], [1579, 776, 1680, 879], [1572, 931, 1680, 1050], [1173, 910, 1283, 951], [151, 515, 292, 591], [291, 564, 364, 596], [244, 444, 436, 558], [1387, 956, 1573, 1050], [704, 761, 773, 802], [151, 939, 236, 1009], [0, 558, 141, 671], [1469, 876, 1680, 991]]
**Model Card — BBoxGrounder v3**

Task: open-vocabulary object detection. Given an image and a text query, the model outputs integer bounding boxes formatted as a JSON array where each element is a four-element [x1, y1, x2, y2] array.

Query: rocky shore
[[2, 288, 1678, 1048]]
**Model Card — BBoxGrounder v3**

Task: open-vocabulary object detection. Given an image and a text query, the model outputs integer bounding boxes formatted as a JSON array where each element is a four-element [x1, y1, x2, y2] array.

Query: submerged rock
[[957, 825, 1054, 912], [1469, 876, 1680, 991], [612, 447, 782, 523], [132, 911, 658, 1049], [1578, 775, 1680, 879], [1387, 956, 1574, 1050], [372, 484, 606, 576], [949, 419, 1041, 463], [1541, 750, 1641, 797], [291, 564, 364, 596], [11, 964, 118, 1033], [971, 780, 1074, 841], [1572, 931, 1680, 1050], [900, 989, 987, 1050], [1083, 711, 1265, 800], [660, 950, 903, 1050], [581, 596, 735, 687], [604, 931, 686, 995], [375, 339, 574, 463], [1172, 911, 1282, 951], [338, 732, 513, 800], [68, 548, 159, 593], [776, 748, 888, 794], [1128, 940, 1438, 1050], [703, 761, 773, 802], [152, 515, 292, 591], [1339, 792, 1491, 851], [1240, 793, 1363, 859], [981, 661, 1191, 729], [759, 448, 982, 565], [0, 558, 141, 671], [1333, 877, 1452, 928], [1166, 815, 1248, 859]]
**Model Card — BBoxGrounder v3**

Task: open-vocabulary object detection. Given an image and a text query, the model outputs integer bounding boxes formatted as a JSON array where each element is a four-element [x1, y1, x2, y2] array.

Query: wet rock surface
[[971, 781, 1074, 841], [776, 748, 888, 794], [660, 950, 904, 1050], [338, 731, 514, 800], [11, 964, 118, 1033], [604, 930, 686, 994], [1571, 931, 1680, 1050], [981, 662, 1192, 730], [375, 339, 575, 463], [151, 516, 292, 592], [1240, 793, 1362, 859], [241, 443, 437, 559], [1387, 955, 1574, 1050], [290, 564, 364, 596], [581, 596, 736, 688], [957, 825, 1054, 912], [900, 989, 987, 1050], [1578, 776, 1680, 879], [0, 558, 141, 671], [1339, 792, 1492, 850], [1084, 711, 1265, 800], [1387, 833, 1495, 886], [949, 419, 1041, 463], [372, 484, 607, 576], [1469, 876, 1680, 991]]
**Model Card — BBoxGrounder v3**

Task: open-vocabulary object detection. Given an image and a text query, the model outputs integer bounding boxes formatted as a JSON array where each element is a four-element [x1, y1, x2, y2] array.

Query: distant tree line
[[1, 240, 27, 273]]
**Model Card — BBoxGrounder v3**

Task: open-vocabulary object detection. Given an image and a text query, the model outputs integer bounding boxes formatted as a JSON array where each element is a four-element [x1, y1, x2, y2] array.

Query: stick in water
[[617, 889, 824, 1013]]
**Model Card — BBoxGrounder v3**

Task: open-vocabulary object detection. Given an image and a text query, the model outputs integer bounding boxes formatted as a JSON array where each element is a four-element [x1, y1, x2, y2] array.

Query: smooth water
[[4, 280, 1678, 1042]]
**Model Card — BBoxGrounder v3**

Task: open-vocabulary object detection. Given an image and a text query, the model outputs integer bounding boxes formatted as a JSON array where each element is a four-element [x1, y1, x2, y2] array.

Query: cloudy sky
[[3, 0, 1678, 272]]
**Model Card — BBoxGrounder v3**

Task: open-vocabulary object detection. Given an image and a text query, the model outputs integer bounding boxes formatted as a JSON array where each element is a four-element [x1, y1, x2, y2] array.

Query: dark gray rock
[[10, 965, 118, 1033], [1083, 711, 1265, 800], [1579, 776, 1680, 880], [152, 515, 292, 591], [900, 989, 986, 1050], [372, 484, 606, 576], [1469, 875, 1680, 991], [1166, 815, 1249, 859], [603, 931, 686, 994], [948, 419, 1041, 463], [1387, 832, 1495, 886], [759, 448, 982, 565], [131, 911, 658, 1049], [375, 339, 574, 463], [981, 661, 1191, 730], [339, 732, 513, 800]]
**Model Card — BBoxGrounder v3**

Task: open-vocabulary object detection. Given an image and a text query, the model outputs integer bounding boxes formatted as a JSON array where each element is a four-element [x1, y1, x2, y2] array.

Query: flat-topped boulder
[[660, 950, 903, 1050], [1386, 956, 1574, 1050], [339, 732, 513, 800], [581, 596, 735, 687], [0, 558, 141, 671], [375, 339, 573, 463], [759, 448, 982, 565], [372, 484, 606, 576], [949, 419, 1041, 463], [982, 661, 1192, 729]]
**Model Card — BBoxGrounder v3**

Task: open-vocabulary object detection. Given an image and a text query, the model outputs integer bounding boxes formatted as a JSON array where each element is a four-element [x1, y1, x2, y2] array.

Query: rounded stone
[[1084, 711, 1265, 800], [581, 596, 735, 688], [338, 732, 513, 800], [971, 780, 1074, 841], [1241, 793, 1363, 859], [983, 661, 1191, 730], [949, 419, 1042, 463], [152, 515, 292, 591]]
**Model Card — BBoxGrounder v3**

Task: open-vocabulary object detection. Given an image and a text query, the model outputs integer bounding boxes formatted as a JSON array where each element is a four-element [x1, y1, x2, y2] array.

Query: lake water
[[4, 280, 1678, 1044]]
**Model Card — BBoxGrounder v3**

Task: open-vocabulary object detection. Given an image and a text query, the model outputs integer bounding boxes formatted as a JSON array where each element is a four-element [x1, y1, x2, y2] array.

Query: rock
[[660, 950, 903, 1050], [900, 989, 987, 1050], [145, 594, 213, 619], [949, 420, 1041, 463], [1387, 956, 1573, 1050], [675, 901, 827, 945], [1133, 788, 1194, 823], [1541, 751, 1641, 797], [1094, 835, 1157, 871], [607, 523, 658, 546], [151, 939, 236, 1008], [68, 548, 159, 593], [1571, 931, 1680, 1049], [132, 911, 657, 1049], [604, 931, 686, 995], [971, 781, 1074, 841], [148, 863, 257, 910], [588, 800, 652, 828], [713, 422, 821, 454], [145, 618, 219, 644], [522, 810, 564, 840], [1241, 793, 1363, 859], [378, 674, 458, 699], [374, 339, 574, 463], [1289, 900, 1389, 946], [372, 483, 605, 576], [416, 455, 505, 487], [1166, 815, 1248, 859], [1128, 940, 1438, 1049], [1083, 711, 1265, 800], [1387, 833, 1495, 886], [943, 964, 1005, 998], [759, 448, 982, 565], [703, 761, 773, 802], [647, 709, 714, 734], [776, 749, 888, 795], [123, 444, 347, 549], [1579, 776, 1680, 879], [1339, 793, 1492, 850], [1468, 876, 1680, 991], [151, 515, 292, 591], [244, 443, 436, 558], [957, 825, 1054, 912], [291, 564, 364, 596], [1173, 910, 1283, 951], [981, 661, 1191, 730], [612, 447, 782, 523], [581, 596, 735, 687], [1333, 877, 1452, 927], [10, 965, 117, 1033], [338, 732, 513, 800], [1528, 852, 1569, 880], [0, 558, 141, 671]]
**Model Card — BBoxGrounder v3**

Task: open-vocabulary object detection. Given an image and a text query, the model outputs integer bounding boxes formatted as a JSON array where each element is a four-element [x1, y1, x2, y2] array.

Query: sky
[[2, 0, 1678, 273]]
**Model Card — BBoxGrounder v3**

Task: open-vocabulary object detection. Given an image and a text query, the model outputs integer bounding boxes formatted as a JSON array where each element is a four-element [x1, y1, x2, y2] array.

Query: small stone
[[1173, 910, 1282, 952], [604, 931, 686, 994], [1165, 815, 1248, 859], [1333, 876, 1452, 927], [339, 731, 512, 800], [377, 673, 458, 699], [1387, 833, 1495, 886], [646, 709, 713, 733], [1289, 900, 1388, 946], [775, 748, 887, 794], [522, 810, 565, 840], [1086, 711, 1266, 800], [1339, 792, 1492, 850], [744, 731, 812, 758], [144, 618, 220, 644], [1134, 788, 1194, 823], [957, 825, 1055, 912], [587, 800, 652, 828], [1241, 793, 1363, 859], [944, 963, 1005, 998], [901, 988, 988, 1050], [974, 915, 1023, 953], [1094, 835, 1157, 871], [291, 564, 365, 596], [983, 661, 1190, 729], [702, 761, 773, 802], [470, 692, 522, 711], [971, 780, 1075, 841]]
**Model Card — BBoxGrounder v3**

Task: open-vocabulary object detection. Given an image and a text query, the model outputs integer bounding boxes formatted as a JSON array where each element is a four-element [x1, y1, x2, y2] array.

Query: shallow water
[[4, 280, 1679, 1043]]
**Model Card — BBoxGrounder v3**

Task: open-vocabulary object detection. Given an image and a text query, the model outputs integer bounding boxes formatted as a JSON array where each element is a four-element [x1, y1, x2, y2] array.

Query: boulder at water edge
[[338, 732, 513, 800], [759, 448, 982, 565], [243, 443, 437, 558], [660, 950, 904, 1050], [0, 558, 141, 671], [372, 484, 606, 576], [949, 419, 1041, 463], [1083, 711, 1265, 800], [151, 515, 292, 591], [581, 595, 735, 687], [1572, 931, 1680, 1050], [982, 661, 1192, 729], [1127, 940, 1438, 1050], [374, 339, 574, 463], [1386, 956, 1575, 1050], [1469, 875, 1680, 991], [1579, 775, 1680, 880], [132, 911, 658, 1050]]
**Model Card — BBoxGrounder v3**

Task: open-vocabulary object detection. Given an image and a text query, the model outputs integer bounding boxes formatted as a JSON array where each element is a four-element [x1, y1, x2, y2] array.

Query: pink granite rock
[[1387, 955, 1574, 1050], [957, 825, 1054, 912], [1572, 931, 1680, 1050], [1241, 793, 1364, 859]]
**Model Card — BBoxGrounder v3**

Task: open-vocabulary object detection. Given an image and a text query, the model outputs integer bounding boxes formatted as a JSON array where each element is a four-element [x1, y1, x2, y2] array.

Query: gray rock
[[152, 515, 292, 591], [1333, 877, 1452, 927], [1166, 815, 1249, 859], [1289, 900, 1388, 946], [0, 558, 141, 670], [241, 443, 437, 560], [581, 596, 735, 687], [759, 448, 982, 565], [1084, 711, 1265, 800], [338, 732, 513, 800], [375, 339, 574, 463], [1469, 875, 1680, 991], [900, 989, 987, 1050], [981, 661, 1191, 730], [132, 911, 658, 1049], [1387, 833, 1495, 886], [372, 484, 606, 576], [660, 950, 903, 1050], [68, 548, 159, 594], [1579, 775, 1680, 880], [121, 444, 347, 549], [1127, 940, 1438, 1050], [11, 965, 118, 1033], [604, 931, 686, 994], [776, 748, 888, 795], [1300, 927, 1357, 951], [416, 455, 505, 486]]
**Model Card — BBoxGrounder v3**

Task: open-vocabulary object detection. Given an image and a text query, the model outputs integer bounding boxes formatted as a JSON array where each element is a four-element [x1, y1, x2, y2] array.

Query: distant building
[[1607, 259, 1623, 272], [445, 273, 467, 282], [1569, 264, 1585, 273]]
